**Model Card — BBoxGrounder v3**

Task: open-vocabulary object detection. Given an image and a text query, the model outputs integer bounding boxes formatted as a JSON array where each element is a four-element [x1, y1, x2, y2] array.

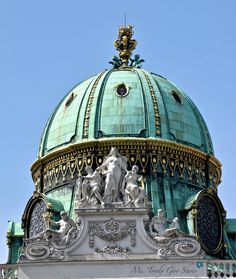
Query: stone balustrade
[[207, 260, 236, 278], [0, 264, 18, 279]]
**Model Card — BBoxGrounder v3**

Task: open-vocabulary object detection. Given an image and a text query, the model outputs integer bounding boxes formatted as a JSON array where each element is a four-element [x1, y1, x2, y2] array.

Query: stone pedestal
[[71, 207, 155, 260]]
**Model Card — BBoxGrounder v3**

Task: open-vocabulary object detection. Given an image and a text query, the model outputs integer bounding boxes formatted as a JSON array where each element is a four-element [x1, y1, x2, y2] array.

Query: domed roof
[[38, 67, 214, 157]]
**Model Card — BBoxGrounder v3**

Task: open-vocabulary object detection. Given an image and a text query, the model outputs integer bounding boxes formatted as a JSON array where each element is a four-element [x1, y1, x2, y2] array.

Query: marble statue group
[[76, 147, 146, 207]]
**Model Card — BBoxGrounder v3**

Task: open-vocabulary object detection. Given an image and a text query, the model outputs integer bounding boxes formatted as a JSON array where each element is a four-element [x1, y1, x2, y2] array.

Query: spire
[[114, 25, 137, 67]]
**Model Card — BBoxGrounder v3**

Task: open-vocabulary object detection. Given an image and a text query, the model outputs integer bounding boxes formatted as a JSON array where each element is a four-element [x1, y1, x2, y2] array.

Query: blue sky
[[0, 0, 235, 262]]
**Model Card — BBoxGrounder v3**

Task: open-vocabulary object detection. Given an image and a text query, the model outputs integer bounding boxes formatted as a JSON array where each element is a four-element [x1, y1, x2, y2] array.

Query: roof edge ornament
[[113, 25, 137, 67]]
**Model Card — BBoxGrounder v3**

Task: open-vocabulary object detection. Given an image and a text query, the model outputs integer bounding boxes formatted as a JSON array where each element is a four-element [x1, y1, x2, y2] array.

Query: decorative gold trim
[[82, 71, 105, 138], [33, 191, 40, 198], [191, 208, 198, 218], [207, 187, 215, 194], [142, 72, 161, 136], [31, 138, 222, 191]]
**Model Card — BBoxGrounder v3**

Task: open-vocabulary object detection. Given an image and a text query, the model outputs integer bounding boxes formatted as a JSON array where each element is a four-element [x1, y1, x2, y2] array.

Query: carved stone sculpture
[[74, 148, 149, 208], [20, 211, 79, 262], [76, 166, 104, 206], [28, 211, 77, 245], [96, 147, 128, 203], [124, 165, 146, 206], [149, 209, 185, 241], [148, 209, 204, 259], [43, 211, 77, 245]]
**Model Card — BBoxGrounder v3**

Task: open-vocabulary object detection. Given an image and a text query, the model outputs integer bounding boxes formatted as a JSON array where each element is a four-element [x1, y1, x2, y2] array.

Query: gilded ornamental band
[[31, 138, 221, 192]]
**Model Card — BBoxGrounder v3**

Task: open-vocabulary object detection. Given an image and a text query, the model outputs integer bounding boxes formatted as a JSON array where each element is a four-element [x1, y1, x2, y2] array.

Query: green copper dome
[[38, 67, 214, 157], [27, 26, 230, 261]]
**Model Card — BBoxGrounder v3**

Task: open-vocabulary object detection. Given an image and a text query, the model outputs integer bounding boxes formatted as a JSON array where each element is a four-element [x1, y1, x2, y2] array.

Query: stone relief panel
[[88, 217, 136, 248]]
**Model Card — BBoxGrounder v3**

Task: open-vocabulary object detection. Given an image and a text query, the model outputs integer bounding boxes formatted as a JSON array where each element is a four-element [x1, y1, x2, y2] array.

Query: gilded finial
[[114, 25, 137, 67]]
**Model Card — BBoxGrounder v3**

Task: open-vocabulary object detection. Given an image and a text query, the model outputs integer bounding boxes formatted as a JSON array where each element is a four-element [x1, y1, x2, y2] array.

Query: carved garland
[[88, 218, 136, 248]]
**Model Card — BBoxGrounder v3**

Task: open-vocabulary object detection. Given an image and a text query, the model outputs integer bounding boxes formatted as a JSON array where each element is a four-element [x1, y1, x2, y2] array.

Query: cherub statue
[[124, 165, 146, 205], [76, 166, 104, 206]]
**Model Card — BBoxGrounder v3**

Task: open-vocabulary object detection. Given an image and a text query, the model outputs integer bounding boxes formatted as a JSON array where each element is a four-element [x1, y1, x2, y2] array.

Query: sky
[[0, 0, 235, 263]]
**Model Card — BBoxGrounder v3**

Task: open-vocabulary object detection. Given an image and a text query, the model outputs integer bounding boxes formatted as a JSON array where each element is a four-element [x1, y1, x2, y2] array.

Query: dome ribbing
[[39, 68, 213, 157]]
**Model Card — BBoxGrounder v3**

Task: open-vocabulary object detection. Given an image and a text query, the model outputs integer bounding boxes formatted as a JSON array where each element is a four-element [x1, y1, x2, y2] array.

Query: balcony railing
[[207, 260, 236, 278], [0, 264, 18, 279]]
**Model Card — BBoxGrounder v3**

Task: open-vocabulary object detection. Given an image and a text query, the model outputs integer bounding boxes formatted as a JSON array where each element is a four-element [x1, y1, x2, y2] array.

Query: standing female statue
[[96, 147, 128, 203]]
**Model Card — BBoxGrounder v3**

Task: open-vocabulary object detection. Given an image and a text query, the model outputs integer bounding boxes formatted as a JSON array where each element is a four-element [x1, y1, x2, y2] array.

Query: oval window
[[196, 194, 223, 254], [65, 92, 75, 108], [171, 90, 182, 104], [116, 84, 128, 97]]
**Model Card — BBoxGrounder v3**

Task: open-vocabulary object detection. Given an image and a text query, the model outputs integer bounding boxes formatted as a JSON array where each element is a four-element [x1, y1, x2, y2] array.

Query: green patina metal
[[6, 222, 24, 264], [225, 219, 236, 257], [226, 219, 236, 233], [46, 196, 65, 213], [46, 188, 74, 217], [38, 68, 214, 157]]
